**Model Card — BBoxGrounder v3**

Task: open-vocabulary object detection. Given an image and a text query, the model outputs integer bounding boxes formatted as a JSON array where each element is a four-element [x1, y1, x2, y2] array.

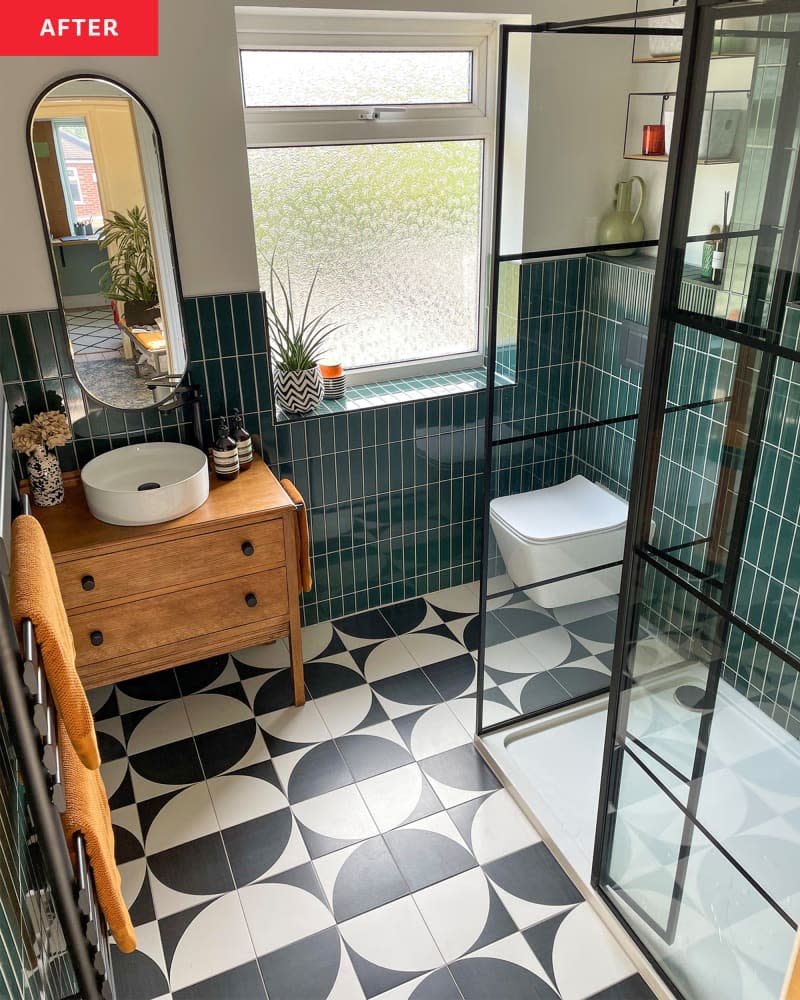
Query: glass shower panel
[[648, 325, 749, 589], [681, 11, 800, 336], [734, 350, 800, 662], [597, 6, 800, 998], [482, 415, 640, 731], [605, 747, 796, 1000], [624, 557, 800, 915], [492, 256, 587, 432]]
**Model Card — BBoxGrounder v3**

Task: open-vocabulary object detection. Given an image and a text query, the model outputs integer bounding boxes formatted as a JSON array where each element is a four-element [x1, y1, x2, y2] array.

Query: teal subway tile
[[29, 312, 60, 379], [201, 358, 226, 421], [221, 356, 242, 414], [196, 297, 220, 359], [213, 296, 236, 356], [237, 355, 259, 414], [346, 411, 362, 449], [248, 293, 268, 354], [10, 314, 39, 381], [230, 294, 253, 357]]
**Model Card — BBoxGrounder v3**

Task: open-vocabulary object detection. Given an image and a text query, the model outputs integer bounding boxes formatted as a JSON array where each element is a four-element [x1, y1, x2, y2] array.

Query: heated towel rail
[[0, 492, 113, 1000]]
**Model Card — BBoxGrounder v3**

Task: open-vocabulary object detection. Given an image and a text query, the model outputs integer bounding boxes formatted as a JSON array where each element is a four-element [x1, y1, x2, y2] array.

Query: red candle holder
[[642, 124, 666, 156]]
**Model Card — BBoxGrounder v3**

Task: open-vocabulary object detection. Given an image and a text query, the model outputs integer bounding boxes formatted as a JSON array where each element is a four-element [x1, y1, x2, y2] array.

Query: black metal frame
[[478, 3, 800, 998], [25, 73, 189, 414], [592, 0, 800, 982]]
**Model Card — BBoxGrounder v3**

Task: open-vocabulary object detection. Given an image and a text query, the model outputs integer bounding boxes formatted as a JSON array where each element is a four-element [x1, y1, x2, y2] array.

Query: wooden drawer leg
[[289, 616, 305, 707]]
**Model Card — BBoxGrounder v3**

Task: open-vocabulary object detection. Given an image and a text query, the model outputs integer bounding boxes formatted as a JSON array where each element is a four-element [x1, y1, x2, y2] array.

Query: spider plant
[[265, 256, 345, 372]]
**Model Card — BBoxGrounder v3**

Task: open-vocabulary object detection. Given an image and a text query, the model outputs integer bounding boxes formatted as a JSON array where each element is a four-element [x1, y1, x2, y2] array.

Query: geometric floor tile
[[483, 843, 584, 930], [95, 586, 657, 1000], [530, 903, 639, 1000], [239, 864, 336, 959], [418, 744, 501, 808], [449, 932, 560, 999], [448, 788, 541, 864], [335, 721, 414, 780], [293, 784, 380, 859], [383, 812, 476, 892], [372, 966, 462, 999], [339, 896, 444, 998], [160, 892, 256, 993], [314, 835, 409, 921], [357, 763, 443, 833], [258, 925, 365, 1000], [412, 867, 516, 962], [393, 703, 472, 760]]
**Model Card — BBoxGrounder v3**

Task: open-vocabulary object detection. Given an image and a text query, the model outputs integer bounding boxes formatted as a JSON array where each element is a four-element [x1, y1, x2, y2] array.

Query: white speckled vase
[[27, 449, 64, 507]]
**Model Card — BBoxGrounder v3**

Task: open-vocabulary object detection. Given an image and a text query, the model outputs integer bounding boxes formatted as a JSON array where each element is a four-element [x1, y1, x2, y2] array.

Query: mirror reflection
[[29, 77, 187, 410]]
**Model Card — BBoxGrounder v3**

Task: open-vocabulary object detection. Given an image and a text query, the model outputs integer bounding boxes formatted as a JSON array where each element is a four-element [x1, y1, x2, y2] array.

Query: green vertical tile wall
[[1, 295, 484, 627], [4, 257, 799, 721]]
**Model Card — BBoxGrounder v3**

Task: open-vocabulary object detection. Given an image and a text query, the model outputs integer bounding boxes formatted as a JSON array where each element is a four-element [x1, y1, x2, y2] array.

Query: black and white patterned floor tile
[[97, 586, 655, 1000]]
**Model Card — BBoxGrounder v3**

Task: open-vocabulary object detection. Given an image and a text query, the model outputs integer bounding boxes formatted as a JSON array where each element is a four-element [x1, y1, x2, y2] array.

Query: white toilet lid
[[490, 475, 629, 544]]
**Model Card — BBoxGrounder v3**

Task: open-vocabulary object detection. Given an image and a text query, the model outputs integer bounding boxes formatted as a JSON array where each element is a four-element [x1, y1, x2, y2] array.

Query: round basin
[[81, 443, 209, 526]]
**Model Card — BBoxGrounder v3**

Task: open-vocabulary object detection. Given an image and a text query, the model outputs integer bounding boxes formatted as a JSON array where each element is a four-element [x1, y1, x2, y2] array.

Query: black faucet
[[146, 376, 205, 451]]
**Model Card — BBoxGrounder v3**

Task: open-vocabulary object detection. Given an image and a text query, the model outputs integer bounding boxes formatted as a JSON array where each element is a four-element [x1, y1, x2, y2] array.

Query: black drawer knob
[[242, 541, 255, 557], [245, 593, 258, 608], [90, 630, 104, 647], [81, 575, 95, 592]]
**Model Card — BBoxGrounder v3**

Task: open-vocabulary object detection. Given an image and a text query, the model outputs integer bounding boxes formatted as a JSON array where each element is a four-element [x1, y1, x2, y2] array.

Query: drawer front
[[57, 518, 285, 609], [70, 569, 289, 665]]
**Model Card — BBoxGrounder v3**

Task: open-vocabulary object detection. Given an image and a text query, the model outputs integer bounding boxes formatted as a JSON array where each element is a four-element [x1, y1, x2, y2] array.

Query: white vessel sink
[[81, 443, 209, 526]]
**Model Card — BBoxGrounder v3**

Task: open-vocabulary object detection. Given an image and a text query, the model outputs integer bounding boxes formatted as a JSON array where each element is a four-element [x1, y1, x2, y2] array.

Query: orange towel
[[280, 479, 312, 593], [58, 719, 136, 954], [11, 515, 100, 771]]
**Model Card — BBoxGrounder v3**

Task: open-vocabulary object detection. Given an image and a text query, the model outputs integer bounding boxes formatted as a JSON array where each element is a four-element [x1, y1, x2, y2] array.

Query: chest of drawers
[[31, 455, 305, 704]]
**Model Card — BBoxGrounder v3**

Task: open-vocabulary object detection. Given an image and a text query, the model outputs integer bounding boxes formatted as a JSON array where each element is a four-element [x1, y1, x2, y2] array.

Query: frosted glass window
[[249, 141, 482, 370], [241, 50, 473, 107]]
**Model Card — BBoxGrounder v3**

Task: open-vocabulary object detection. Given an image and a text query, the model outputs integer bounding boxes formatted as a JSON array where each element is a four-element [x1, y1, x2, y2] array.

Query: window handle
[[358, 107, 407, 120]]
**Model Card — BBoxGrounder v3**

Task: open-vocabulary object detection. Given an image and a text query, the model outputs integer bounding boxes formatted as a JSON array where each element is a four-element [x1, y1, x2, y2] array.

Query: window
[[66, 166, 83, 204], [238, 15, 496, 381], [51, 119, 104, 231]]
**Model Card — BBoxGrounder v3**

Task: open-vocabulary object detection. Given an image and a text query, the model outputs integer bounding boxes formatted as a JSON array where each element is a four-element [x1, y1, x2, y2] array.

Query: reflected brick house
[[60, 129, 103, 223]]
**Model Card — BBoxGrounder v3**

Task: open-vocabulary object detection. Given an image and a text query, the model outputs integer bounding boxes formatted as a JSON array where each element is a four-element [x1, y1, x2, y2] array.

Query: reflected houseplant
[[93, 205, 159, 326], [265, 258, 345, 416], [12, 410, 72, 507]]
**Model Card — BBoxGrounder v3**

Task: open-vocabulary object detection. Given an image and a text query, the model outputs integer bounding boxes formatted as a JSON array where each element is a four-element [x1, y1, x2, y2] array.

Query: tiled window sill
[[273, 366, 513, 422]]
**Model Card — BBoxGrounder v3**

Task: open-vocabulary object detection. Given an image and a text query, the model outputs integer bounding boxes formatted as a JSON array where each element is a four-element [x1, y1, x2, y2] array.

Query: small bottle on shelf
[[232, 409, 253, 471], [212, 418, 240, 480], [701, 225, 721, 282], [711, 232, 726, 286]]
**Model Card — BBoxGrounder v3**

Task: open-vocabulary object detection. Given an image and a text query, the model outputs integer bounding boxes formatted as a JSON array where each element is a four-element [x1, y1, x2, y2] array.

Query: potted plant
[[265, 257, 345, 416], [93, 205, 159, 326]]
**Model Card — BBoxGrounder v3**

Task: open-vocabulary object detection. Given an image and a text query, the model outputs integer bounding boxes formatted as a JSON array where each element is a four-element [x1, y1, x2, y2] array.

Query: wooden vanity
[[29, 455, 305, 704]]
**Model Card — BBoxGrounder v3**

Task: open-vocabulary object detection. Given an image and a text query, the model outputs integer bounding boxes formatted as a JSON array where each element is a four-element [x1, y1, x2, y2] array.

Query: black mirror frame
[[26, 73, 189, 412]]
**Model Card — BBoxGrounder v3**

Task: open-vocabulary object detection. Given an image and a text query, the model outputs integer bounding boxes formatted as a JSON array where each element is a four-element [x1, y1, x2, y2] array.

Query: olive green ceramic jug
[[597, 176, 646, 257]]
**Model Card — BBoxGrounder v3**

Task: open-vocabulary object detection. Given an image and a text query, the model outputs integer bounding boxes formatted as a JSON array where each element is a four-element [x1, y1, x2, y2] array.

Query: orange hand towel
[[11, 515, 100, 771], [58, 718, 136, 954], [280, 479, 313, 593]]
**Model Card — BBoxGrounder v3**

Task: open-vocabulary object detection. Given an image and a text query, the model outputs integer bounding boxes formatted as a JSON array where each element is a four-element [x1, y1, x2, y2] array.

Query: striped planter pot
[[274, 367, 324, 416]]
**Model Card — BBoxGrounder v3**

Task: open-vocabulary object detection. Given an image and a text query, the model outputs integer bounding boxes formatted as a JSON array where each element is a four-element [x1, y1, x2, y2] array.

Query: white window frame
[[65, 166, 84, 205], [237, 13, 498, 385]]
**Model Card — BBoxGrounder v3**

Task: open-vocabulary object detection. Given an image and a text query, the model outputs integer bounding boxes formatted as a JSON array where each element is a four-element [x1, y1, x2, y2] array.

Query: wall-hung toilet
[[489, 475, 630, 609]]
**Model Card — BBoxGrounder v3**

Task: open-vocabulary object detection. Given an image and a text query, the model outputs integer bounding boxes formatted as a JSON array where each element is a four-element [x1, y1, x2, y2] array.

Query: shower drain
[[674, 684, 710, 711]]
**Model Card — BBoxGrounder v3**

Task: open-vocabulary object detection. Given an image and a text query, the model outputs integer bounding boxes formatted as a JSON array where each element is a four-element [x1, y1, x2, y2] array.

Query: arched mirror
[[28, 76, 188, 410]]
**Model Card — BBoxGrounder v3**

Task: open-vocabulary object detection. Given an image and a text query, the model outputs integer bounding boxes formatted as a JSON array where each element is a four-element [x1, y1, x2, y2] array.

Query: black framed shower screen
[[477, 3, 800, 998]]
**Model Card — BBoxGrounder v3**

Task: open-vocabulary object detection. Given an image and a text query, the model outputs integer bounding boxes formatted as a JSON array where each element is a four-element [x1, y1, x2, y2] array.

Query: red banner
[[2, 1, 158, 56]]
